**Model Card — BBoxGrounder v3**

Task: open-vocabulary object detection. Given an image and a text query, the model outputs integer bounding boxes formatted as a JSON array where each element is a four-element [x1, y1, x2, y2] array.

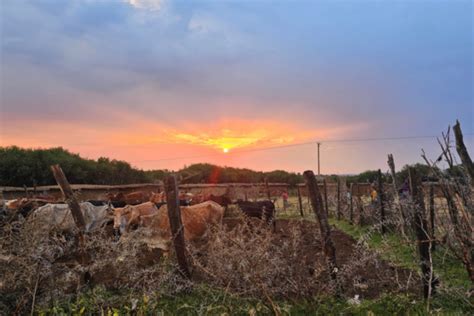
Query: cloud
[[126, 0, 163, 11]]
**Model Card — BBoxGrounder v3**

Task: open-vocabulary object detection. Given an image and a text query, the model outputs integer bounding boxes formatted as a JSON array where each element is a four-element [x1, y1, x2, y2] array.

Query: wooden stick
[[377, 169, 386, 234], [408, 167, 436, 299], [303, 170, 340, 295], [429, 183, 436, 251], [323, 178, 329, 217], [387, 154, 406, 236], [264, 178, 271, 200], [164, 174, 190, 279], [349, 183, 354, 225], [50, 165, 86, 232], [297, 186, 304, 217], [453, 120, 474, 186], [336, 177, 341, 220]]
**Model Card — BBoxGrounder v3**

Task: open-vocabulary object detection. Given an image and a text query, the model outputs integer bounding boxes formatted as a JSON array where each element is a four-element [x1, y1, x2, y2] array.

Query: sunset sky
[[0, 0, 472, 174]]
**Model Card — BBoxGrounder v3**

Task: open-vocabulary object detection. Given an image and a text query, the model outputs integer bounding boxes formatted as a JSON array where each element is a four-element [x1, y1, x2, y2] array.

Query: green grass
[[37, 285, 446, 316], [329, 218, 471, 290]]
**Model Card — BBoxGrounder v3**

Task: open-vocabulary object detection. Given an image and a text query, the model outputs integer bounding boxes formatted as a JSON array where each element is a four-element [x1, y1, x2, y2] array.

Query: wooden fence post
[[377, 169, 386, 234], [264, 178, 271, 200], [349, 183, 354, 224], [303, 170, 340, 294], [387, 154, 406, 236], [336, 177, 341, 220], [323, 178, 329, 217], [408, 167, 436, 299], [429, 183, 436, 251], [164, 174, 190, 279], [297, 185, 304, 217], [453, 120, 474, 186], [50, 165, 86, 232]]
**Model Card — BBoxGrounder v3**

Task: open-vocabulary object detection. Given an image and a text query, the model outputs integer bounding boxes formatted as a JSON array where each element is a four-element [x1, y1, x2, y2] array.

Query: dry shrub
[[189, 216, 335, 300], [0, 215, 190, 314]]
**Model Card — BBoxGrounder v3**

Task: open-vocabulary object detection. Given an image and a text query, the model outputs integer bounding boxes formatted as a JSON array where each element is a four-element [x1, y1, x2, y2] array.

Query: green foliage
[[346, 170, 384, 184], [0, 147, 304, 187], [178, 163, 303, 185], [0, 146, 154, 186], [396, 163, 435, 184]]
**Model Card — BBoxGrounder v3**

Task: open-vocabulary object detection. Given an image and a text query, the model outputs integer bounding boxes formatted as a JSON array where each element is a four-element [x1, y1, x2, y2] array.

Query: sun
[[223, 148, 229, 153]]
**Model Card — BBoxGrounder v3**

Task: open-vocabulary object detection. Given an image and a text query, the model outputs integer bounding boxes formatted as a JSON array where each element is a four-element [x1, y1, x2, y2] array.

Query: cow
[[27, 202, 113, 233], [124, 191, 150, 205], [5, 198, 56, 217], [149, 192, 193, 206], [86, 200, 109, 206], [117, 201, 224, 250], [141, 201, 224, 240], [206, 194, 232, 207], [113, 202, 160, 234], [106, 192, 126, 207], [235, 200, 276, 229], [107, 191, 151, 206]]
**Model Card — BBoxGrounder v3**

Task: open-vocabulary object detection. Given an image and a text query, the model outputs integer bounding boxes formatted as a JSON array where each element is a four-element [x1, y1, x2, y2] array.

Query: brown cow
[[113, 202, 159, 233], [150, 192, 165, 204], [118, 201, 224, 250], [149, 201, 223, 241]]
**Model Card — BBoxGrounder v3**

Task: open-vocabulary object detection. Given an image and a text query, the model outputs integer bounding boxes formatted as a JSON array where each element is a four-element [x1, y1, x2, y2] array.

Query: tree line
[[0, 146, 450, 187]]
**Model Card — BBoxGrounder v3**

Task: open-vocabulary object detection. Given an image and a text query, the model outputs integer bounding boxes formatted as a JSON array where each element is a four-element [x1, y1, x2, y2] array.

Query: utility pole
[[317, 142, 321, 175]]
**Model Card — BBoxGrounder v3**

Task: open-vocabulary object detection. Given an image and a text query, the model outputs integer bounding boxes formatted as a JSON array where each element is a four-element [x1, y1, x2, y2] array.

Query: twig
[[30, 272, 40, 316]]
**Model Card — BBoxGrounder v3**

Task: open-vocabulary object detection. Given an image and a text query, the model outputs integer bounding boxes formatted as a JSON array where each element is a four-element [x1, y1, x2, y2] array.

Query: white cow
[[27, 202, 113, 233]]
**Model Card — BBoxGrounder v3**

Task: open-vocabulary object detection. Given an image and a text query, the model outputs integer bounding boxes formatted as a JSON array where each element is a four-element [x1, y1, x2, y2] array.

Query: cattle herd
[[1, 190, 276, 251]]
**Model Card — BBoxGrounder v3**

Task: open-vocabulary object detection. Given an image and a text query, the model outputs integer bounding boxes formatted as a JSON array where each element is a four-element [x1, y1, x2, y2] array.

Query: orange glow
[[0, 115, 371, 172]]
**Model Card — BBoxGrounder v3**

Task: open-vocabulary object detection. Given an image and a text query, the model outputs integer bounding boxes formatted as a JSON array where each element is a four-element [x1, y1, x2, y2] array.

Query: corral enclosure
[[1, 182, 288, 201]]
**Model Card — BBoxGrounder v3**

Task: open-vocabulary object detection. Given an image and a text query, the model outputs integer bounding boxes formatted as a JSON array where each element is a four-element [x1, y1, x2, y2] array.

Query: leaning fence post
[[408, 167, 436, 299], [453, 120, 474, 187], [50, 165, 86, 232], [164, 174, 190, 279], [51, 164, 88, 266], [297, 185, 304, 217], [377, 169, 386, 234], [304, 170, 340, 295]]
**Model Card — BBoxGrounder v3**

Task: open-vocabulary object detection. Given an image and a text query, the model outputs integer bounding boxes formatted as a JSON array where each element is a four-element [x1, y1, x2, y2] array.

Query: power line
[[131, 133, 474, 164]]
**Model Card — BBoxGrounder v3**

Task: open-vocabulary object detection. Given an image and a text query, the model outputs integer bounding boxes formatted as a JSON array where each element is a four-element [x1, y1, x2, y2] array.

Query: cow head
[[113, 206, 132, 234], [150, 192, 165, 203]]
